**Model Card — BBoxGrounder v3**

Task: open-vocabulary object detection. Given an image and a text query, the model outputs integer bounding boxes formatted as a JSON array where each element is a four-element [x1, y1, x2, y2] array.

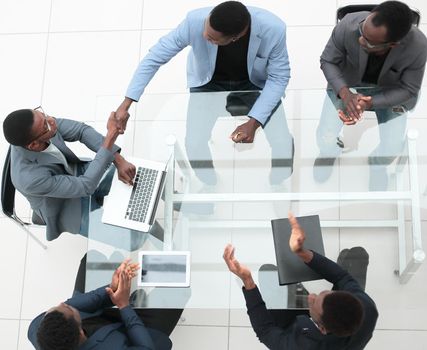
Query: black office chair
[[336, 4, 420, 26], [1, 146, 47, 249]]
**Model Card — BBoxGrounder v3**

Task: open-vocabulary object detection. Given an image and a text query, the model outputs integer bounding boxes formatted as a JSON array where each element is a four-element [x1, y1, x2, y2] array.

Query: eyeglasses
[[358, 21, 391, 49], [30, 106, 51, 142]]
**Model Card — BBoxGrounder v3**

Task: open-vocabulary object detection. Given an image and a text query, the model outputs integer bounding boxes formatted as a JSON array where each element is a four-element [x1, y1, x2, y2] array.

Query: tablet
[[137, 251, 191, 287]]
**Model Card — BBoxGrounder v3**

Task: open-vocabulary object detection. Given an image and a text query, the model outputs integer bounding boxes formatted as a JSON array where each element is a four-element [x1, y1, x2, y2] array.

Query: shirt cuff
[[305, 250, 321, 267], [242, 285, 263, 307], [125, 95, 138, 103]]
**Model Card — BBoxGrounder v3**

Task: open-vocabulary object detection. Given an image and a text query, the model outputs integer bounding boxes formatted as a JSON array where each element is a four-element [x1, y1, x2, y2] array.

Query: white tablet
[[137, 251, 191, 287]]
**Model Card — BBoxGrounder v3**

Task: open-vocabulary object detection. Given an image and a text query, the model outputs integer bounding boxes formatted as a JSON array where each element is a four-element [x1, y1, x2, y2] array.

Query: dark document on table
[[271, 215, 325, 285]]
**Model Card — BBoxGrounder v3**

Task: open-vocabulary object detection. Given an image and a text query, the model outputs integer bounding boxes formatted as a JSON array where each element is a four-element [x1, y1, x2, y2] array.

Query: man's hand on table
[[338, 87, 373, 125], [339, 87, 363, 122], [223, 244, 256, 290], [230, 118, 261, 143], [338, 95, 372, 125], [114, 153, 136, 186]]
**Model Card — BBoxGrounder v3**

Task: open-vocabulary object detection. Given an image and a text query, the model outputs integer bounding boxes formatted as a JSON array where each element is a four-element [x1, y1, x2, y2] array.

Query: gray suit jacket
[[11, 118, 119, 241], [320, 12, 427, 110]]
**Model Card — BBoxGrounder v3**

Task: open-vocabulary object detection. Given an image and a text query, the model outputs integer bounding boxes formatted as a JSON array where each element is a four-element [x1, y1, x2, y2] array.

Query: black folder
[[271, 215, 325, 285]]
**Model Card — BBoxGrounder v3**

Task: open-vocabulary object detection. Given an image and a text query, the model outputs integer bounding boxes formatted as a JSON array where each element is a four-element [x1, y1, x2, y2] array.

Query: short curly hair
[[372, 1, 413, 42], [321, 291, 364, 337], [209, 1, 250, 36], [37, 311, 80, 350], [3, 109, 35, 146]]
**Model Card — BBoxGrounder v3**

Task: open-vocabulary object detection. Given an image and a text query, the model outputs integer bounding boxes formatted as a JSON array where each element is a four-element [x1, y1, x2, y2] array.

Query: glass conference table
[[85, 89, 424, 309]]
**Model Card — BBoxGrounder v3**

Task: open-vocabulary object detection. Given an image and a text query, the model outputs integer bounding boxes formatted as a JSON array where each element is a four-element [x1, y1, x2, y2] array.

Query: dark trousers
[[74, 254, 183, 336]]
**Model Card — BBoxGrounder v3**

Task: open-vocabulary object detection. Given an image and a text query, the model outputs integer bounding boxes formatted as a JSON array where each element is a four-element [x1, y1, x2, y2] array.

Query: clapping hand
[[106, 270, 133, 309], [288, 212, 305, 253], [223, 244, 256, 290], [288, 212, 314, 263], [109, 259, 140, 293]]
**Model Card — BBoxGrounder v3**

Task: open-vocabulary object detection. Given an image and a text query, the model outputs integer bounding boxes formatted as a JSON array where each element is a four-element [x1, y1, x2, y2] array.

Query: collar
[[310, 317, 323, 331], [296, 315, 325, 340]]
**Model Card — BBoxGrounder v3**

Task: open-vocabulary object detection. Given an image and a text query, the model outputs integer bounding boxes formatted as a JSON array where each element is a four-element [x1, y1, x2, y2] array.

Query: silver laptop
[[102, 157, 167, 232]]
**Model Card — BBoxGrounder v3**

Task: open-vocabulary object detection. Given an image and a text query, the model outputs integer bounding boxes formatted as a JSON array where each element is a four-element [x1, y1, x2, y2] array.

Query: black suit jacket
[[28, 286, 172, 349], [243, 251, 378, 349]]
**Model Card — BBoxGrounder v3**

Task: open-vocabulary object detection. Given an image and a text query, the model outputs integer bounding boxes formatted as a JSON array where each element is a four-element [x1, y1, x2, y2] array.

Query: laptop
[[102, 157, 167, 232]]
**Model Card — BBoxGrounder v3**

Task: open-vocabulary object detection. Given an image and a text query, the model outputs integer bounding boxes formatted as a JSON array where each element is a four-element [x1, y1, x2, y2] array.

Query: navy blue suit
[[243, 251, 378, 349], [28, 286, 172, 350]]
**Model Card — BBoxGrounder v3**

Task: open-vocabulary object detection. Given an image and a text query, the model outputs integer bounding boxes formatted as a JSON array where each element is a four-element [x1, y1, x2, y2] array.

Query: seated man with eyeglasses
[[314, 1, 427, 188], [2, 107, 136, 241]]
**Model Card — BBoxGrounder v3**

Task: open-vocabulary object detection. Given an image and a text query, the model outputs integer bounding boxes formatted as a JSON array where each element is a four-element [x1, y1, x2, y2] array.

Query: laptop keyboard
[[125, 167, 159, 222]]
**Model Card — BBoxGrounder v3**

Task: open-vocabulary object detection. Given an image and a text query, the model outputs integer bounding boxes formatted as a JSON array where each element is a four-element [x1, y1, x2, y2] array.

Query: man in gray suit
[[2, 107, 135, 241], [314, 1, 427, 188]]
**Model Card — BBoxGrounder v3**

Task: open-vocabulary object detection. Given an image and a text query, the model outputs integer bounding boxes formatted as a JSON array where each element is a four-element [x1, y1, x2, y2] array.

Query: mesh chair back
[[337, 4, 376, 22], [1, 146, 48, 249], [1, 146, 15, 218]]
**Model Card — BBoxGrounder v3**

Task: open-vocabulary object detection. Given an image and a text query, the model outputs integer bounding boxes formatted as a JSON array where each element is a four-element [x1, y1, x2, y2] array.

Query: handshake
[[105, 110, 130, 137], [103, 110, 136, 186]]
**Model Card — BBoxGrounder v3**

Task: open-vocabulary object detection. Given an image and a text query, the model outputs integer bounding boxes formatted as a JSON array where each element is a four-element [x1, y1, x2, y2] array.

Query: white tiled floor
[[42, 31, 141, 121], [0, 0, 51, 33], [20, 232, 87, 320], [0, 34, 47, 118], [50, 0, 144, 32], [0, 319, 20, 350], [0, 220, 28, 320], [1, 1, 427, 349]]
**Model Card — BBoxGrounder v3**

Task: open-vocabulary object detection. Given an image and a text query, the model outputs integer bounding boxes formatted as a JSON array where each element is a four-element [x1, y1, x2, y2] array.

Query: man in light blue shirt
[[115, 1, 291, 143]]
